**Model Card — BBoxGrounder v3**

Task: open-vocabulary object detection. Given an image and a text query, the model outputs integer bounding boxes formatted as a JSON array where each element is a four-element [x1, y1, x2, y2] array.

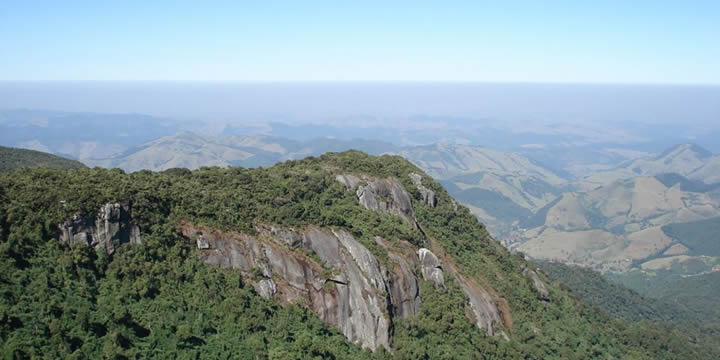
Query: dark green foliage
[[1, 150, 719, 359], [393, 279, 521, 359], [538, 262, 686, 323], [0, 145, 86, 172], [609, 270, 720, 326], [663, 217, 720, 256]]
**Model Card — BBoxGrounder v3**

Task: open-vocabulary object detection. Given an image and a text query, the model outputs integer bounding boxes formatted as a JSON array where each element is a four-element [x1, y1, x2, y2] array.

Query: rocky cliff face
[[177, 174, 522, 351], [59, 201, 141, 254], [182, 223, 400, 351]]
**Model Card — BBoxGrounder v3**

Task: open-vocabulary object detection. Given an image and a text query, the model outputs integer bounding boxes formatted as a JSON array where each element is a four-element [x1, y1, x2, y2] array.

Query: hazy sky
[[1, 1, 719, 83]]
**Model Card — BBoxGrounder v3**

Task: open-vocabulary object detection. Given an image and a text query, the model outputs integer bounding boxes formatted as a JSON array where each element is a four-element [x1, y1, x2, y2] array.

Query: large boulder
[[60, 201, 141, 254], [417, 248, 445, 288], [523, 268, 551, 301], [336, 174, 417, 227], [409, 172, 437, 207]]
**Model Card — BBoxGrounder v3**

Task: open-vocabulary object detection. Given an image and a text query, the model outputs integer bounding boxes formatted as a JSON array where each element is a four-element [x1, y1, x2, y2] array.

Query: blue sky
[[1, 1, 718, 83]]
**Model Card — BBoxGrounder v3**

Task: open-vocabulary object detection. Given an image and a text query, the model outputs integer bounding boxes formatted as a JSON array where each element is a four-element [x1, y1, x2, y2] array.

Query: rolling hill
[[517, 174, 720, 272], [0, 145, 86, 172], [580, 143, 720, 188], [0, 109, 182, 160], [84, 132, 398, 172], [394, 143, 568, 236]]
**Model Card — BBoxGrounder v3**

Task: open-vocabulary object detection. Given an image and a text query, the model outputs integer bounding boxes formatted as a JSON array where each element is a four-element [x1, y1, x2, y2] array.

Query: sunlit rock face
[[183, 224, 402, 351], [178, 173, 509, 350], [336, 174, 417, 228], [60, 201, 141, 254]]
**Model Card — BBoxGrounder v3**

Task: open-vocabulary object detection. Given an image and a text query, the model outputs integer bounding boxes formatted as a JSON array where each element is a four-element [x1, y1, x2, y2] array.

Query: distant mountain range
[[0, 109, 183, 160], [3, 109, 720, 277], [515, 143, 720, 272], [73, 131, 720, 276], [517, 174, 720, 271], [83, 132, 397, 171], [394, 143, 568, 236], [81, 132, 570, 237], [580, 143, 720, 188]]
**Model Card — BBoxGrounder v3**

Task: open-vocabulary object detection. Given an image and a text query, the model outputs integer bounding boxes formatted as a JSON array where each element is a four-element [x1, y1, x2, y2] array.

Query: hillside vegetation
[[0, 145, 86, 172], [538, 262, 695, 324], [608, 270, 720, 328], [663, 216, 720, 257], [2, 151, 720, 358]]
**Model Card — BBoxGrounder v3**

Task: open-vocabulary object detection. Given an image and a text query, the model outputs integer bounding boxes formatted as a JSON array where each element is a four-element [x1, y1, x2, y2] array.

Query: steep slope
[[538, 262, 693, 324], [0, 145, 87, 171], [609, 270, 720, 326], [3, 152, 718, 358], [517, 175, 720, 271]]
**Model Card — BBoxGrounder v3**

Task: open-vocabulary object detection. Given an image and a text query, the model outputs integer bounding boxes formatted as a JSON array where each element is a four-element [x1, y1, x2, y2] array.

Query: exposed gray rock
[[303, 227, 343, 268], [523, 268, 550, 301], [388, 253, 421, 317], [333, 230, 386, 291], [417, 248, 445, 288], [268, 226, 303, 248], [339, 250, 391, 350], [335, 174, 362, 189], [417, 247, 505, 338], [356, 185, 381, 212], [184, 222, 509, 349], [409, 172, 437, 207], [183, 224, 392, 351], [255, 278, 277, 299], [456, 275, 504, 337], [59, 201, 141, 254], [264, 243, 314, 290], [336, 174, 417, 227], [195, 233, 210, 249]]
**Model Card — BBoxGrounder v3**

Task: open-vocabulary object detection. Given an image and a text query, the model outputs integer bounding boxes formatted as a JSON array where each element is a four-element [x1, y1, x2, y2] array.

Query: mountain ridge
[[3, 151, 719, 358]]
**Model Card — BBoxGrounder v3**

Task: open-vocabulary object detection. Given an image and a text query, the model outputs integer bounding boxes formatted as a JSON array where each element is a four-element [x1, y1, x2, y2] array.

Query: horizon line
[[1, 80, 719, 87]]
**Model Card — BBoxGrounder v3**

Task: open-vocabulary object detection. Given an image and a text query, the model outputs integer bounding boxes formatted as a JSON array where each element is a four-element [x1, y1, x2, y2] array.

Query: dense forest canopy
[[0, 145, 86, 172], [1, 151, 719, 359]]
